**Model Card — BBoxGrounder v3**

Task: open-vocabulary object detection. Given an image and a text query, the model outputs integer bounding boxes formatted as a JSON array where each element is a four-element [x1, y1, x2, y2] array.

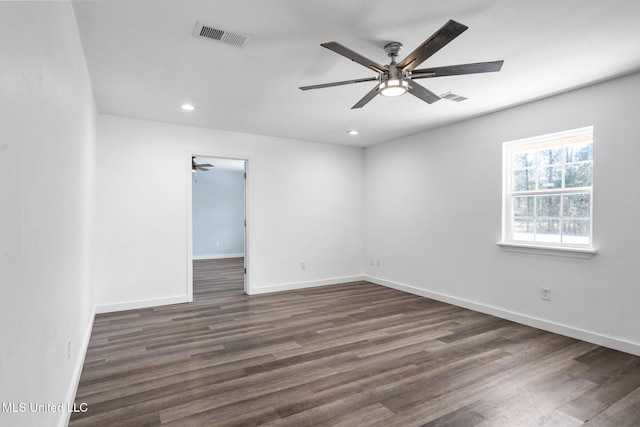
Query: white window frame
[[499, 126, 597, 256]]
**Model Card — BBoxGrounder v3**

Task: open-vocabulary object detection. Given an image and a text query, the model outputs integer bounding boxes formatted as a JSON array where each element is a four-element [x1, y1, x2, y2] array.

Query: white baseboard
[[365, 275, 640, 357], [95, 295, 191, 314], [59, 304, 95, 427], [249, 275, 365, 295], [192, 253, 244, 260]]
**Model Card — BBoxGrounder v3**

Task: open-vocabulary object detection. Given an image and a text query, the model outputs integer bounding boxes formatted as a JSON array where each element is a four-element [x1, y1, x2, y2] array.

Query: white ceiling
[[72, 0, 640, 147]]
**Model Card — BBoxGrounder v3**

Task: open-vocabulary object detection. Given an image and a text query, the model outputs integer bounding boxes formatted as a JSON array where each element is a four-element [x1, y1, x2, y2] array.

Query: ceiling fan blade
[[351, 84, 381, 109], [196, 166, 211, 171], [397, 20, 468, 72], [411, 60, 504, 79], [321, 42, 388, 74], [299, 76, 379, 91], [192, 158, 214, 167], [407, 80, 441, 104]]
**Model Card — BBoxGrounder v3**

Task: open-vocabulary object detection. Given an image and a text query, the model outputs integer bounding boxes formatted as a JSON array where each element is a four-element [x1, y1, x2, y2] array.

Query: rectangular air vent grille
[[193, 22, 250, 47], [440, 92, 468, 102]]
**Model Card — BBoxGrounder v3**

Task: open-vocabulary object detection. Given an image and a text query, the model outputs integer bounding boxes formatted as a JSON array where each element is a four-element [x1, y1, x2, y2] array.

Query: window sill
[[496, 242, 597, 259]]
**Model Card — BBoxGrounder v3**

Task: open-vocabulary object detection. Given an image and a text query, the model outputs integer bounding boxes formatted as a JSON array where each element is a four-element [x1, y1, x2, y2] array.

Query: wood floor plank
[[70, 257, 640, 426], [584, 385, 640, 426]]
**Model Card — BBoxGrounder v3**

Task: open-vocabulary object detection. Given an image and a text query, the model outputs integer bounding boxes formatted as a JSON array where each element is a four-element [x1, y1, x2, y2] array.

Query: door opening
[[189, 155, 247, 298]]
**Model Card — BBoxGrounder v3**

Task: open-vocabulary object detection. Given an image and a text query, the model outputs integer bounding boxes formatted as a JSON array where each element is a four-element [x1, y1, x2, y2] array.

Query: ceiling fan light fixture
[[379, 78, 408, 97]]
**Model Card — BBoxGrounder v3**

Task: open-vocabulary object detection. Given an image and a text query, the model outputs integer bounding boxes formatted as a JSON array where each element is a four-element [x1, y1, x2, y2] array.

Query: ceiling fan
[[299, 20, 503, 109], [192, 157, 213, 172]]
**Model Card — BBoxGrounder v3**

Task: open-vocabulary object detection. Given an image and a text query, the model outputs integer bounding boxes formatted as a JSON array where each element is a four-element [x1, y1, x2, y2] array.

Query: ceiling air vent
[[440, 92, 468, 102], [193, 22, 250, 48]]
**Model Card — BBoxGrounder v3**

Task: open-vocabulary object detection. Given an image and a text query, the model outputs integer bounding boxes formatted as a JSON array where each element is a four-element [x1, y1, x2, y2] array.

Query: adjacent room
[[2, 1, 640, 426]]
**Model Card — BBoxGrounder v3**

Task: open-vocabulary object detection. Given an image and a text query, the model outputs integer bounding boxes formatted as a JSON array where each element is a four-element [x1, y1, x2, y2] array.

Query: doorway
[[189, 155, 247, 298]]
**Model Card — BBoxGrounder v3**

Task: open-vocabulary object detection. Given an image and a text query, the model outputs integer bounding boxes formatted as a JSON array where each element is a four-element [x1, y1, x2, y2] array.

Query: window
[[502, 126, 593, 249]]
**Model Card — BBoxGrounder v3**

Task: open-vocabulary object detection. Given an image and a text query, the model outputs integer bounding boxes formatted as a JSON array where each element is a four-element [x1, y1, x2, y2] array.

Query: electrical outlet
[[369, 258, 373, 266], [300, 262, 306, 270], [541, 288, 551, 301], [376, 260, 381, 268]]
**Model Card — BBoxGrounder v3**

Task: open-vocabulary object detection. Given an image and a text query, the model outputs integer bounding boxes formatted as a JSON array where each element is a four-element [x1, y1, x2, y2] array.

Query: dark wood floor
[[70, 258, 640, 426]]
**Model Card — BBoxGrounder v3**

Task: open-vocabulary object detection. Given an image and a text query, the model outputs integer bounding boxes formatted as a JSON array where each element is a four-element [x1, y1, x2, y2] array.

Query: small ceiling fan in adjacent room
[[299, 20, 504, 109], [192, 157, 213, 173]]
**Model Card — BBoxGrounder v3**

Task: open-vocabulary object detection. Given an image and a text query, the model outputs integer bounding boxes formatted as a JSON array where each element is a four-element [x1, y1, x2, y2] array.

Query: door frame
[[187, 151, 250, 300]]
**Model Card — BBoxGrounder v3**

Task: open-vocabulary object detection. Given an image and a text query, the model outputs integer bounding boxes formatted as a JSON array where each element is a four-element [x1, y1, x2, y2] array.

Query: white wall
[[0, 3, 96, 427], [94, 114, 364, 311], [364, 71, 640, 355], [192, 167, 245, 259]]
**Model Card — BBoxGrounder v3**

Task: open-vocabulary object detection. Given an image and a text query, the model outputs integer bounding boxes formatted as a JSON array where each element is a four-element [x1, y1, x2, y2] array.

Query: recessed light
[[347, 130, 359, 135], [181, 104, 195, 111]]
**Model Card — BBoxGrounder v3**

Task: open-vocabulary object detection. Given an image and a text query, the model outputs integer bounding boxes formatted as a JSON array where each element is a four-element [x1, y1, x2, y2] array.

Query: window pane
[[513, 219, 534, 241], [565, 141, 593, 162], [535, 219, 560, 242], [565, 163, 592, 188], [513, 169, 536, 191], [537, 147, 562, 166], [537, 166, 562, 189], [562, 219, 590, 237], [513, 196, 534, 217], [513, 149, 536, 169], [563, 193, 590, 218], [562, 220, 590, 244], [536, 195, 561, 217]]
